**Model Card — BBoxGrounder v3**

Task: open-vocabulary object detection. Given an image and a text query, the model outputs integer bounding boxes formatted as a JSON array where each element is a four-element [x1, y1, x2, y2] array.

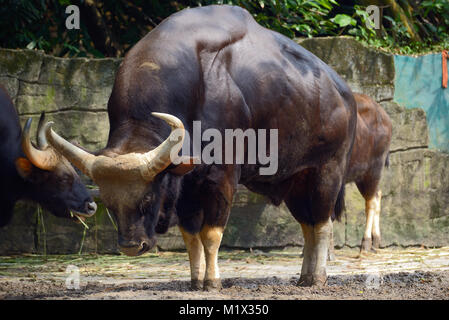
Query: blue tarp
[[394, 53, 449, 152]]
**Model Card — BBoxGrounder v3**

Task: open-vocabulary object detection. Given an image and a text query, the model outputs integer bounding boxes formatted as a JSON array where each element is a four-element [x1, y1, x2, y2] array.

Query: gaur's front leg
[[179, 227, 206, 290], [298, 218, 332, 286], [298, 223, 316, 286], [179, 165, 237, 291], [313, 218, 332, 285], [200, 225, 224, 291], [180, 224, 225, 291]]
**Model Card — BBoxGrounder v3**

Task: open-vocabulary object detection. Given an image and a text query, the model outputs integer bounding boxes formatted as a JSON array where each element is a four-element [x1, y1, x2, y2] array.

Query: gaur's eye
[[59, 174, 72, 184]]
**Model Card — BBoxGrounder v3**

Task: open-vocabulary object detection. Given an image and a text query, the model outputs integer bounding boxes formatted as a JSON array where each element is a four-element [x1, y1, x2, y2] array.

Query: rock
[[381, 101, 429, 151], [157, 228, 185, 251], [18, 110, 109, 151], [223, 186, 302, 248], [15, 81, 112, 114], [0, 202, 36, 255], [0, 76, 19, 102], [0, 49, 43, 82], [299, 37, 395, 102]]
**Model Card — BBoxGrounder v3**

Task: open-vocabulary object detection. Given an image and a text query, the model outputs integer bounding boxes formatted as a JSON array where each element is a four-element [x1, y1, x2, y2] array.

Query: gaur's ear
[[15, 157, 34, 178], [168, 156, 198, 176]]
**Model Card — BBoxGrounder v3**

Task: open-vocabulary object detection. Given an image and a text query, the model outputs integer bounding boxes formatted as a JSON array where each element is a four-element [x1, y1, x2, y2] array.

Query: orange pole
[[443, 50, 448, 88]]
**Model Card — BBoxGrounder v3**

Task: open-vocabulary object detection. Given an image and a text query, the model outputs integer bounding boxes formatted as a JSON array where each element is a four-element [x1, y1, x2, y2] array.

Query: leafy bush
[[212, 0, 341, 38], [348, 1, 449, 54]]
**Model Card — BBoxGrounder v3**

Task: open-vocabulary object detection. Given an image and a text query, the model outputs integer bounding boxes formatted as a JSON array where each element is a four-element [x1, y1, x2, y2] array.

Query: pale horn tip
[[24, 117, 32, 132], [151, 112, 184, 130], [43, 121, 55, 132]]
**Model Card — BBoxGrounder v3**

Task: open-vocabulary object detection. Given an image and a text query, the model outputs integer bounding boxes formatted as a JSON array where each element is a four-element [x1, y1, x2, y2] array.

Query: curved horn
[[37, 112, 48, 149], [140, 112, 185, 180], [21, 118, 59, 170], [44, 121, 96, 177], [44, 114, 185, 182]]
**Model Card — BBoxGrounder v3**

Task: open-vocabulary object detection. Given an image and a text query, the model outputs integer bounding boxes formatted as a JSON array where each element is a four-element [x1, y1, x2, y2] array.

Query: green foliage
[[348, 1, 449, 55], [0, 0, 101, 57], [210, 0, 341, 38], [332, 13, 356, 27], [0, 0, 448, 57]]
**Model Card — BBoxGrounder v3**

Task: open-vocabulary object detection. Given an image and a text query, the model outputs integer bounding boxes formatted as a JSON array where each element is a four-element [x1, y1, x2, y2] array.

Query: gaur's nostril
[[140, 241, 149, 253], [86, 201, 97, 214]]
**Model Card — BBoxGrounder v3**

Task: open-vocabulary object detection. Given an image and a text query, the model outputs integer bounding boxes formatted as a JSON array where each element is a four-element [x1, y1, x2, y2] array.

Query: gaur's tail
[[385, 152, 390, 168], [333, 183, 346, 222]]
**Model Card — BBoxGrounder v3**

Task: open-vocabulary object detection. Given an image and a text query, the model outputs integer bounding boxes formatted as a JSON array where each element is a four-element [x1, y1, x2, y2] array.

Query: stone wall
[[0, 36, 448, 254], [0, 49, 117, 151]]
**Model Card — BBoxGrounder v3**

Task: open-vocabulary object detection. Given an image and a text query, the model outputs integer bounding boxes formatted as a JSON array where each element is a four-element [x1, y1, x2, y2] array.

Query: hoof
[[297, 274, 327, 287], [190, 279, 203, 291], [361, 237, 372, 253], [372, 235, 381, 250], [312, 274, 328, 286], [297, 274, 313, 287], [204, 279, 222, 291]]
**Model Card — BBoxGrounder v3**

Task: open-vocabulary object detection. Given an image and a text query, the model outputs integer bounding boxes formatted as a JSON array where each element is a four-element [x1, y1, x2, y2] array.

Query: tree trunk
[[382, 0, 422, 42]]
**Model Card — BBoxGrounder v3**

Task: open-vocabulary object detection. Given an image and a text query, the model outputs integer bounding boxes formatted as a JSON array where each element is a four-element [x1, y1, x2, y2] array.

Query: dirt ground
[[0, 246, 448, 300]]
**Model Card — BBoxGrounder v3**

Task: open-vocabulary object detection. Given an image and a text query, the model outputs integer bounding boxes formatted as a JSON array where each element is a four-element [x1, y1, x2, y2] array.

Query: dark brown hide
[[346, 93, 392, 194], [101, 6, 356, 244]]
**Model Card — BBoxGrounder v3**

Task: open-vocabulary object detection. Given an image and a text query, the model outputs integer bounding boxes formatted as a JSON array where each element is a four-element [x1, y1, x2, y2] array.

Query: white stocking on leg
[[200, 225, 224, 291], [372, 190, 382, 250], [179, 227, 205, 290]]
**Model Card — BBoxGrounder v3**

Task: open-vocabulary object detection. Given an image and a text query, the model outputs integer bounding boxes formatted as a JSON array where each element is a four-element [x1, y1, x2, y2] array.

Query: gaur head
[[16, 113, 97, 222], [44, 113, 193, 256]]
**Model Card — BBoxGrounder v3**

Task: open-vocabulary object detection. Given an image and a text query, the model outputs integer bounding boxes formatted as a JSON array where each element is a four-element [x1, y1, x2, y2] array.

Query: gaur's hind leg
[[358, 184, 382, 253], [328, 221, 336, 261], [371, 190, 382, 249], [361, 198, 375, 253]]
